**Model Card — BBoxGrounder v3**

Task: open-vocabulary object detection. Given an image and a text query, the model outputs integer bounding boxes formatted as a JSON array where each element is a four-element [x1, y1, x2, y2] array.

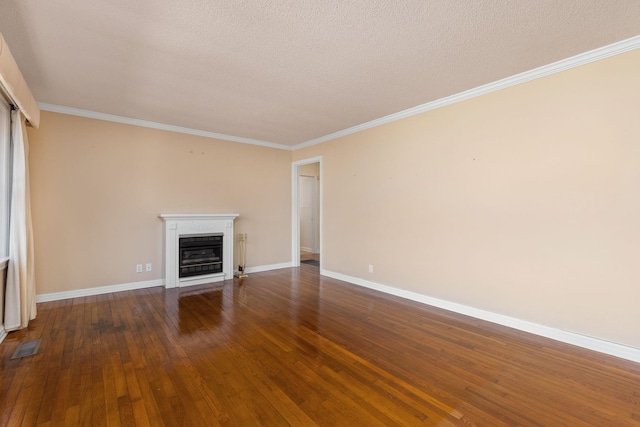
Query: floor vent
[[11, 339, 42, 359]]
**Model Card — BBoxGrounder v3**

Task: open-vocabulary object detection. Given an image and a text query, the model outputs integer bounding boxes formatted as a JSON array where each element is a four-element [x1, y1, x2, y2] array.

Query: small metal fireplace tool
[[234, 233, 248, 278]]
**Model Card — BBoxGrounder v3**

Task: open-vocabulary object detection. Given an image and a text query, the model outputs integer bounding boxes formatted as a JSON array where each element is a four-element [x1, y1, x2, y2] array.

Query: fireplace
[[179, 235, 223, 278], [160, 214, 239, 288]]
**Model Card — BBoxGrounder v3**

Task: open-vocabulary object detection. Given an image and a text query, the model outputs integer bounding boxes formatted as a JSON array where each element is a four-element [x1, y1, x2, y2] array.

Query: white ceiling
[[1, 1, 639, 148]]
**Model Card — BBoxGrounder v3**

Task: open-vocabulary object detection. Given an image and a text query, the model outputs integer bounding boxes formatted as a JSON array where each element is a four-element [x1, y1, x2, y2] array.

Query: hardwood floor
[[300, 251, 320, 262], [1, 265, 639, 426]]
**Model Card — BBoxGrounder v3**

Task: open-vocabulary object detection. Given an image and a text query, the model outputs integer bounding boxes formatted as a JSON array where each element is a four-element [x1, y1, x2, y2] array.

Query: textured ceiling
[[1, 1, 639, 147]]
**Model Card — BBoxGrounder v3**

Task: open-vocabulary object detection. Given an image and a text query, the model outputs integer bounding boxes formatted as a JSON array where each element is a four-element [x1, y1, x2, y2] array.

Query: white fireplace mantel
[[160, 213, 239, 288]]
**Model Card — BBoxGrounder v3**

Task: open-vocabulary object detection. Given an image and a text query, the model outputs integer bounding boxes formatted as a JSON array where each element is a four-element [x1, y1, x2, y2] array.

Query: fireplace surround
[[160, 214, 239, 288]]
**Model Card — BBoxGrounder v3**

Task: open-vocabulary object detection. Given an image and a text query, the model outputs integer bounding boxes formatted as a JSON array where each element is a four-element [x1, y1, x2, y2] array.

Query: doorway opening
[[292, 157, 322, 269]]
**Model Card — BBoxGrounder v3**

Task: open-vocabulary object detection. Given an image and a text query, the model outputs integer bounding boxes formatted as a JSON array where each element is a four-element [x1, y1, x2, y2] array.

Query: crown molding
[[36, 35, 640, 152], [37, 103, 293, 151], [293, 35, 640, 151]]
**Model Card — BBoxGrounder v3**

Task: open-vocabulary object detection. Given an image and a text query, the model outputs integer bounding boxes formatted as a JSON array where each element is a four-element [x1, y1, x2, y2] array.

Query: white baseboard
[[35, 279, 165, 303], [34, 262, 293, 303], [300, 247, 313, 253], [320, 269, 640, 364], [245, 262, 293, 274], [0, 326, 7, 345]]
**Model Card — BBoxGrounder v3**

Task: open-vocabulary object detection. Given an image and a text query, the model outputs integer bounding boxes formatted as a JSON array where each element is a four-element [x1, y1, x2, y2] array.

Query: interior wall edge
[[37, 102, 292, 151], [321, 269, 640, 364], [244, 262, 293, 274], [292, 35, 640, 151], [33, 262, 293, 303], [35, 279, 164, 303]]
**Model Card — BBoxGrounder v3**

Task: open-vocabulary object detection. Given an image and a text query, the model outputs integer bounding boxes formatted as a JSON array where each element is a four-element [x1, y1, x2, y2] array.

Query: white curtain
[[5, 109, 36, 331]]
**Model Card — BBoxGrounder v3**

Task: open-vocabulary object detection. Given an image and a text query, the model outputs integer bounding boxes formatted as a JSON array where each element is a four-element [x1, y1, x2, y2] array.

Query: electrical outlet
[[368, 264, 374, 273], [136, 264, 143, 273], [145, 263, 152, 272]]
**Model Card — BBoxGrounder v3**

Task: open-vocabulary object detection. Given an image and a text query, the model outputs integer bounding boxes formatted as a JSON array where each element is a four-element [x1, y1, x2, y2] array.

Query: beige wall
[[28, 112, 291, 294], [294, 49, 640, 349], [26, 49, 640, 350]]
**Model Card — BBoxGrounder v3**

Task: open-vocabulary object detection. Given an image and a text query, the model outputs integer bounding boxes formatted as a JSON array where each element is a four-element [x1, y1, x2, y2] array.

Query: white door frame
[[298, 174, 316, 253], [292, 156, 322, 268]]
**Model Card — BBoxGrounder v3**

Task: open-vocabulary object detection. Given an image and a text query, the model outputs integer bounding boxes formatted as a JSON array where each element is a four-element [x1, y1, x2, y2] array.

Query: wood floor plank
[[2, 265, 640, 425]]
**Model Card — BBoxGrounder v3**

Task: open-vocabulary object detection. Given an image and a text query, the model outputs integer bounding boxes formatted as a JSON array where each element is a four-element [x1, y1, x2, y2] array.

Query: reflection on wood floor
[[1, 265, 639, 426]]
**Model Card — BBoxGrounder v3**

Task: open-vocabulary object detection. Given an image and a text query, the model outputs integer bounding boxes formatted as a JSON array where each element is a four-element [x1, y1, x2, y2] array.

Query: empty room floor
[[1, 265, 639, 426]]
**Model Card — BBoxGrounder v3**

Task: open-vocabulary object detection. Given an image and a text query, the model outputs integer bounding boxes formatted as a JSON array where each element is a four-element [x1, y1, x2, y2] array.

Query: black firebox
[[178, 234, 223, 278]]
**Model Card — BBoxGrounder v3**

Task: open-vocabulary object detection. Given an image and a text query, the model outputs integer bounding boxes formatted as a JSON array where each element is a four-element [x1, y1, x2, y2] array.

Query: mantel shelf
[[159, 214, 239, 221]]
